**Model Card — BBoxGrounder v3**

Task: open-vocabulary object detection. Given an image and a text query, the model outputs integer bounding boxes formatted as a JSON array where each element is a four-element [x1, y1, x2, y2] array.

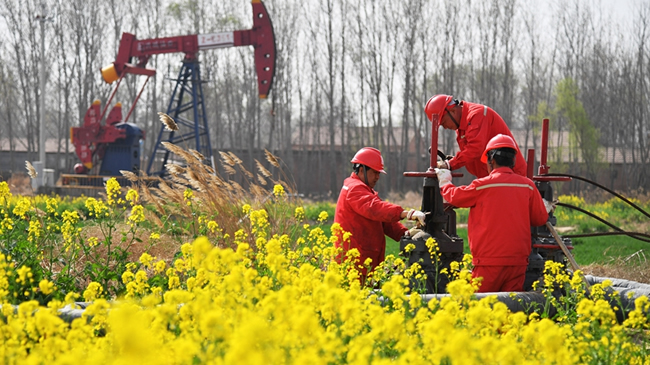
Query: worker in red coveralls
[[425, 94, 527, 178], [334, 147, 426, 282], [435, 134, 549, 292]]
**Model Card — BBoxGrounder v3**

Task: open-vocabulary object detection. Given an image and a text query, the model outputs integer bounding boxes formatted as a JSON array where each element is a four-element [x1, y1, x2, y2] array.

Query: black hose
[[540, 173, 650, 243], [544, 173, 650, 219], [561, 231, 650, 241], [556, 202, 650, 243]]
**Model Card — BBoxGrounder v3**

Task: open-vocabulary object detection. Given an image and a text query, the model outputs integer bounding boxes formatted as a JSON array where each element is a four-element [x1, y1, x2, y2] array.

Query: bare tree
[[435, 0, 463, 158], [520, 5, 551, 153], [52, 1, 75, 172], [474, 0, 501, 107], [499, 0, 518, 126], [1, 0, 648, 195], [396, 0, 425, 191], [629, 2, 650, 189], [550, 0, 595, 180], [262, 1, 301, 183], [0, 0, 42, 158], [0, 64, 18, 172]]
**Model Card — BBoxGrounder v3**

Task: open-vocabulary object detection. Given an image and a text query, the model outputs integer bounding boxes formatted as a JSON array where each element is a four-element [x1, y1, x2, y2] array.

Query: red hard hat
[[351, 147, 386, 173], [424, 94, 454, 126], [481, 134, 518, 163]]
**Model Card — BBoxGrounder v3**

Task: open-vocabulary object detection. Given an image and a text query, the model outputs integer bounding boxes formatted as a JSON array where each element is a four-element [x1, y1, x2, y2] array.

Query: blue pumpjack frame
[[146, 59, 211, 176]]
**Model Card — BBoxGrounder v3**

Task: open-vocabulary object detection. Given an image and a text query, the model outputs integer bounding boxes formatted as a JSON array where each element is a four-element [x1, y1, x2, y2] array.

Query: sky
[[531, 0, 648, 44], [602, 0, 639, 26]]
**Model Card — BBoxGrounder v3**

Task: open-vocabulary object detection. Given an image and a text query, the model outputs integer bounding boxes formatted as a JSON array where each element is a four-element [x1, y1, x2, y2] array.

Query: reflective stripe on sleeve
[[483, 105, 488, 116], [475, 183, 534, 191]]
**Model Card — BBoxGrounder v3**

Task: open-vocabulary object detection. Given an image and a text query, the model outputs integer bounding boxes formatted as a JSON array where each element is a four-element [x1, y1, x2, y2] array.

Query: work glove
[[412, 230, 428, 240], [436, 160, 450, 170], [435, 168, 452, 187], [407, 227, 422, 237], [406, 209, 426, 227], [543, 199, 557, 214]]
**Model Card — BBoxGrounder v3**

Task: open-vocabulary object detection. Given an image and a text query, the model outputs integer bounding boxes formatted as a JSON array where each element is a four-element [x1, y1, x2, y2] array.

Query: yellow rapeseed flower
[[0, 181, 12, 205], [128, 204, 146, 225], [87, 236, 99, 248], [242, 203, 251, 215], [122, 270, 135, 284], [207, 220, 220, 234], [125, 189, 139, 206], [38, 279, 55, 295], [85, 198, 108, 218], [273, 184, 285, 197], [27, 219, 41, 242], [317, 211, 329, 223], [12, 197, 31, 219], [294, 206, 305, 221], [83, 281, 103, 302], [105, 177, 122, 206], [154, 260, 167, 274], [45, 196, 58, 215], [183, 188, 194, 206], [140, 252, 154, 269]]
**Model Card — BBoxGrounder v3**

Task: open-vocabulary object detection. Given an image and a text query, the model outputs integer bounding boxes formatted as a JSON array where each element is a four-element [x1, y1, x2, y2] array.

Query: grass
[[320, 195, 650, 284], [571, 235, 649, 266]]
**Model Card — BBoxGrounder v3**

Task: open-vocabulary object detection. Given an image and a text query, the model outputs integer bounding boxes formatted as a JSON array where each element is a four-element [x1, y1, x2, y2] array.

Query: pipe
[[3, 274, 648, 324], [539, 118, 549, 175], [526, 148, 535, 179], [408, 275, 650, 323]]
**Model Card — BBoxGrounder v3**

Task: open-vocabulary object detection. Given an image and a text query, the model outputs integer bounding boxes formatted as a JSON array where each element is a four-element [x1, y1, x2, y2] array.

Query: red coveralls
[[448, 102, 527, 178], [440, 167, 548, 292], [334, 173, 408, 279]]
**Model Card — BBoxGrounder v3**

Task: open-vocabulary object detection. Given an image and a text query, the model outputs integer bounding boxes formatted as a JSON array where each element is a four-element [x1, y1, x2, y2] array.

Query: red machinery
[[70, 101, 138, 175], [69, 0, 276, 179]]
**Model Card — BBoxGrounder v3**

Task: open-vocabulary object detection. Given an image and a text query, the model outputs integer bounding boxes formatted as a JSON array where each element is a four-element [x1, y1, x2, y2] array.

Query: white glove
[[412, 231, 428, 240], [435, 168, 452, 187], [436, 160, 450, 169], [543, 199, 557, 214], [407, 227, 422, 237], [406, 209, 426, 226]]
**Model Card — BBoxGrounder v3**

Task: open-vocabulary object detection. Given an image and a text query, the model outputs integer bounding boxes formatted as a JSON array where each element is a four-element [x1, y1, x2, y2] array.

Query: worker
[[425, 94, 527, 178], [334, 147, 426, 281], [435, 134, 549, 292]]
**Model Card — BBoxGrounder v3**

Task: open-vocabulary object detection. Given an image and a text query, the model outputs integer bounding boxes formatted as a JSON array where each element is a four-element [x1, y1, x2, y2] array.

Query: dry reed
[[220, 151, 235, 166], [159, 112, 179, 131], [119, 170, 139, 182], [257, 175, 267, 186], [25, 161, 37, 179], [256, 159, 272, 178], [189, 149, 206, 162], [228, 152, 243, 166], [125, 111, 298, 245], [265, 149, 280, 168]]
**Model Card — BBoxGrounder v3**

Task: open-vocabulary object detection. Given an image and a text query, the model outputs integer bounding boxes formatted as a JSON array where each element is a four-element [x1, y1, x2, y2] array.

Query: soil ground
[[582, 262, 650, 284], [6, 172, 34, 196]]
